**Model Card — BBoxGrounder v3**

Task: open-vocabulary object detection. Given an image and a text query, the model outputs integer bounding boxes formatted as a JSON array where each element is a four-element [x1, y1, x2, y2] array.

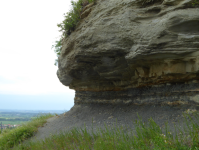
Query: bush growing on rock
[[192, 0, 199, 6], [52, 0, 96, 66]]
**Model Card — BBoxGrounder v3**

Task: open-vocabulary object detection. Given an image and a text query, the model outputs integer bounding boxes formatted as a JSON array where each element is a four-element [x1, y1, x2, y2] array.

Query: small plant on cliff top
[[52, 0, 96, 66], [192, 0, 199, 6]]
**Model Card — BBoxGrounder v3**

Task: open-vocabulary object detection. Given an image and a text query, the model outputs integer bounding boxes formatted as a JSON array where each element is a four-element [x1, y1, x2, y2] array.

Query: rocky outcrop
[[57, 0, 199, 105]]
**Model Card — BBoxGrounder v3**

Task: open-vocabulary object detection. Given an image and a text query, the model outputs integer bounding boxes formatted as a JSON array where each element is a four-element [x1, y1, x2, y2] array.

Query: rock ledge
[[57, 0, 199, 104]]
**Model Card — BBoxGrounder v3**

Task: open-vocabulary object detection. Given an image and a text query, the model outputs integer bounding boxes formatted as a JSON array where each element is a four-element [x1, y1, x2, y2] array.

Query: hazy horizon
[[0, 94, 74, 110]]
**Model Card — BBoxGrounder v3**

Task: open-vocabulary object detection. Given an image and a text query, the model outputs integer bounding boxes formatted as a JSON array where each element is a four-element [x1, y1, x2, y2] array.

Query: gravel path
[[30, 104, 199, 142]]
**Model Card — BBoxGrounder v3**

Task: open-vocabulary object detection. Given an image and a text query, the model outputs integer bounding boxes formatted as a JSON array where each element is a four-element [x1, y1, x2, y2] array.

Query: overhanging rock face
[[57, 0, 199, 105]]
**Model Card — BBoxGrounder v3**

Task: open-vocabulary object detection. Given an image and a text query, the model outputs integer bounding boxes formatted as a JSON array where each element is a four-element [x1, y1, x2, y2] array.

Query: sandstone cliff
[[57, 0, 199, 105]]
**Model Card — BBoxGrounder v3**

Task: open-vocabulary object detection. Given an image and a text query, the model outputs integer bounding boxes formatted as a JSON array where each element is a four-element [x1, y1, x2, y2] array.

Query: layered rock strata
[[57, 0, 199, 104], [75, 83, 199, 104]]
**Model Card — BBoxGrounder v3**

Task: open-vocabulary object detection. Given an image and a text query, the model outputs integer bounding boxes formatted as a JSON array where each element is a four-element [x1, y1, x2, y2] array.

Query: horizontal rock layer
[[57, 0, 199, 104], [75, 82, 199, 104]]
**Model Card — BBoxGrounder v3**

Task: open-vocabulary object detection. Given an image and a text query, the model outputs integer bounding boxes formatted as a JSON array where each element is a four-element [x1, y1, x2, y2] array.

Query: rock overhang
[[57, 0, 199, 104]]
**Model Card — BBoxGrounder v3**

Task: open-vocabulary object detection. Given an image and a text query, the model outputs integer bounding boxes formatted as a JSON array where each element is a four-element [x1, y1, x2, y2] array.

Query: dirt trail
[[30, 104, 199, 142]]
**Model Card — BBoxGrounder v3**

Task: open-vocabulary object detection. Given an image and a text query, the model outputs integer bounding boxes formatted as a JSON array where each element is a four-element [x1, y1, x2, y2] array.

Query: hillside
[[30, 104, 199, 142]]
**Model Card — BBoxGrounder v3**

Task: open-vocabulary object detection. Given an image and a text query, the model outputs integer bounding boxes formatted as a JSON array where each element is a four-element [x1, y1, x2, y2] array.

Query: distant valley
[[0, 109, 67, 126]]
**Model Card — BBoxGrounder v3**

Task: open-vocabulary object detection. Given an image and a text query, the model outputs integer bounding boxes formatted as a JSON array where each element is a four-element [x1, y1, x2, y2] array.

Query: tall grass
[[12, 112, 199, 150], [0, 114, 54, 150]]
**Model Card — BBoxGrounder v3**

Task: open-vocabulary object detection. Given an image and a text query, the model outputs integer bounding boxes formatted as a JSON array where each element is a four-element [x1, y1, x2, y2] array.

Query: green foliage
[[58, 0, 81, 36], [12, 113, 199, 150], [52, 0, 96, 66], [0, 114, 54, 150], [192, 0, 199, 6]]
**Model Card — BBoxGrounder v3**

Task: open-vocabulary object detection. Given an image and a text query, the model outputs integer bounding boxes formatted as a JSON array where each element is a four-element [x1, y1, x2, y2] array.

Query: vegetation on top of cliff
[[52, 0, 198, 66], [58, 0, 96, 37], [52, 0, 96, 66], [192, 0, 199, 6]]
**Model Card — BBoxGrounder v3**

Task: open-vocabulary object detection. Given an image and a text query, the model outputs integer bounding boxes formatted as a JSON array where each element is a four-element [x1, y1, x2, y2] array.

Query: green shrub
[[52, 0, 96, 66], [192, 0, 199, 6]]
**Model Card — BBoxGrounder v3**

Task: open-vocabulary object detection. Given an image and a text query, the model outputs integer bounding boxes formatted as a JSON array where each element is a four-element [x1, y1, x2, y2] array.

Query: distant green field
[[0, 111, 60, 126], [0, 111, 41, 126], [0, 121, 28, 125]]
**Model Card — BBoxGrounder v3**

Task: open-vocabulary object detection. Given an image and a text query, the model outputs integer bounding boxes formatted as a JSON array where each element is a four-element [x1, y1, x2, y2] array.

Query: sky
[[0, 0, 75, 110]]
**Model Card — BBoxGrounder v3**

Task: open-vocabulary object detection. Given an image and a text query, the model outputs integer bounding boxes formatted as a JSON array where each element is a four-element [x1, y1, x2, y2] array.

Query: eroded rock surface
[[57, 0, 199, 104]]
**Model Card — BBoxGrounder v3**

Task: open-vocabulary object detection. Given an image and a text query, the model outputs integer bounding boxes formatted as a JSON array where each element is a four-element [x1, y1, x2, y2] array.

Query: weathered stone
[[57, 0, 199, 104], [75, 83, 199, 105], [81, 2, 95, 19]]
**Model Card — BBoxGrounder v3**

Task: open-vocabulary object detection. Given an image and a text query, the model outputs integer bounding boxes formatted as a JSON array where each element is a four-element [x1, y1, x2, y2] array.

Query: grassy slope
[[10, 112, 199, 150], [0, 114, 54, 150]]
